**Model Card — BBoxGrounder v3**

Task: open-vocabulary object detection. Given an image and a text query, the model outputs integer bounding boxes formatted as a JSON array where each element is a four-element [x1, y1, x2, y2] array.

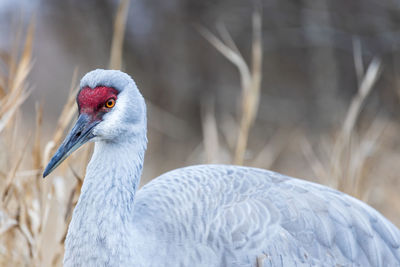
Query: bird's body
[[44, 70, 400, 267], [64, 162, 400, 267]]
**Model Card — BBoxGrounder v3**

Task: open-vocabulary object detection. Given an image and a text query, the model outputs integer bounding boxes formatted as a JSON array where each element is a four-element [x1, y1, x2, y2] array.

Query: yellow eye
[[105, 98, 116, 108]]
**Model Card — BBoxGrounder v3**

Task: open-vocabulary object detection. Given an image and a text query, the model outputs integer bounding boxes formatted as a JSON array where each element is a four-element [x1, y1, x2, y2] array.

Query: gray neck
[[82, 137, 146, 202], [64, 133, 147, 266]]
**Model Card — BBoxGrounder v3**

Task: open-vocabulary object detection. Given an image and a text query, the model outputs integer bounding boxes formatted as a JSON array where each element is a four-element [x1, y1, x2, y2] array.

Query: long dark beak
[[43, 114, 99, 178]]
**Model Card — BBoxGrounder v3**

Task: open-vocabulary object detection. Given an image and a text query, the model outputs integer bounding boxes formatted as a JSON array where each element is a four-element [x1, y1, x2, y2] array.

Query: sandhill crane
[[43, 69, 400, 267]]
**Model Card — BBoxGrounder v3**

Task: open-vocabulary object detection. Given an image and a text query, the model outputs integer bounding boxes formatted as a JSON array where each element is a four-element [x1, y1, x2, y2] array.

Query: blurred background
[[1, 0, 400, 265]]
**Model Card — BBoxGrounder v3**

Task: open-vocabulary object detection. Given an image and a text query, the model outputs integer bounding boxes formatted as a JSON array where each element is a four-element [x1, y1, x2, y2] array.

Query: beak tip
[[41, 114, 94, 180], [43, 168, 49, 178], [43, 163, 54, 178]]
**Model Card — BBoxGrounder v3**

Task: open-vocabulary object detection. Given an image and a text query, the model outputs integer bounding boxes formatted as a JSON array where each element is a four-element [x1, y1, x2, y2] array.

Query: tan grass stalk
[[200, 9, 263, 165], [351, 118, 386, 200], [0, 21, 33, 134], [302, 45, 383, 202], [201, 97, 220, 163], [109, 0, 130, 69], [2, 133, 31, 206], [332, 57, 382, 191], [33, 103, 43, 176]]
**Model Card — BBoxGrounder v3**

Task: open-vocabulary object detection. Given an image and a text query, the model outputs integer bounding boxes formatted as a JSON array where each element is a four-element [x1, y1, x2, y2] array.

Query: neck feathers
[[64, 133, 147, 266], [84, 136, 146, 194]]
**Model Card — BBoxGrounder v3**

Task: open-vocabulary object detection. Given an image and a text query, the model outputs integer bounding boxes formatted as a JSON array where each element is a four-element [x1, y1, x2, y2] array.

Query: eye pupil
[[105, 98, 115, 108]]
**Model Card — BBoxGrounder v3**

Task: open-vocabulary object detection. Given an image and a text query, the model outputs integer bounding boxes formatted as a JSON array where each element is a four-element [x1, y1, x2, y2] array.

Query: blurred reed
[[200, 9, 263, 165], [302, 42, 384, 201]]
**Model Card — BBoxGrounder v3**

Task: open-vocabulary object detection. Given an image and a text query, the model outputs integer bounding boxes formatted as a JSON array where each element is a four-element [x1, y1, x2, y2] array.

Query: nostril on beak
[[76, 131, 82, 137]]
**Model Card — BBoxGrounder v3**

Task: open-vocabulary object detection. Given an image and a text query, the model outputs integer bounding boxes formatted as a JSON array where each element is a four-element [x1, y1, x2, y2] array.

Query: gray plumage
[[132, 165, 400, 267], [44, 69, 400, 267]]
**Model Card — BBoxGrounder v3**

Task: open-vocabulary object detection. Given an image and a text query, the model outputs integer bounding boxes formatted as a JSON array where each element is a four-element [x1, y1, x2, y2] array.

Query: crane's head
[[43, 69, 146, 177]]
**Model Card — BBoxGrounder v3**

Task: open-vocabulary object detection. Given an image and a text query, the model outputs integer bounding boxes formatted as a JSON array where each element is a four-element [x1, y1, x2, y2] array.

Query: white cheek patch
[[93, 90, 131, 139]]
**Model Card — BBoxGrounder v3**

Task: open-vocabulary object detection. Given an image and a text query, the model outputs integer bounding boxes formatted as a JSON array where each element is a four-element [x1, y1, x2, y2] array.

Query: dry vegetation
[[0, 23, 88, 266], [0, 4, 399, 267]]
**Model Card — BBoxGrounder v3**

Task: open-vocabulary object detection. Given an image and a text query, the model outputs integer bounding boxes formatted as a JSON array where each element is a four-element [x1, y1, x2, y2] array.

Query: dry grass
[[303, 44, 384, 200], [200, 9, 263, 165], [0, 4, 399, 267], [109, 0, 130, 70], [0, 45, 87, 265]]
